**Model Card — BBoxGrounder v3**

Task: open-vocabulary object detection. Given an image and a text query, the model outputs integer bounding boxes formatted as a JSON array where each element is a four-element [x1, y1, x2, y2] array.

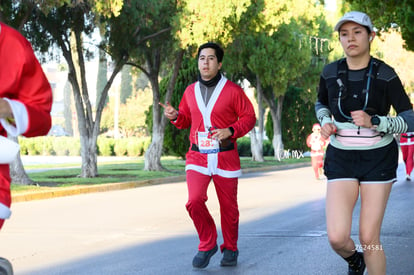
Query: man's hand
[[210, 128, 232, 142], [0, 98, 13, 121], [159, 102, 178, 120]]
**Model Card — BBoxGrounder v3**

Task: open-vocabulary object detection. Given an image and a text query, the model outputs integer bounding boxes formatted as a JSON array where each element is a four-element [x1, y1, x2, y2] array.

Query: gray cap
[[334, 11, 374, 32]]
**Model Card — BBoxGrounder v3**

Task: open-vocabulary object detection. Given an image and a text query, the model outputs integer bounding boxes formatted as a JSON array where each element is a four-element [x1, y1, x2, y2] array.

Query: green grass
[[11, 156, 310, 194]]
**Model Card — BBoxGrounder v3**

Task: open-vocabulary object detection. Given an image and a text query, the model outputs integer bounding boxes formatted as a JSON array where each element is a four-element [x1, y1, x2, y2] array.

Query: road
[[0, 163, 413, 274]]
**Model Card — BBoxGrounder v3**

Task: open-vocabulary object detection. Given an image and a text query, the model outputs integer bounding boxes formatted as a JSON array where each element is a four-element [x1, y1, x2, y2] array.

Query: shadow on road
[[22, 187, 414, 275]]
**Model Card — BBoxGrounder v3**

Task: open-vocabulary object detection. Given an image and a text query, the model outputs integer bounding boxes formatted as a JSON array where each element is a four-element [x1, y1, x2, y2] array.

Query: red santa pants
[[185, 170, 239, 252], [311, 151, 324, 178], [401, 144, 414, 175], [0, 165, 11, 230]]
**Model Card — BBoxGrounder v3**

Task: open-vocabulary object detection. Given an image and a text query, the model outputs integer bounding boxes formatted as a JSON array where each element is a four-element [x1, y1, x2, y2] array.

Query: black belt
[[191, 143, 234, 152]]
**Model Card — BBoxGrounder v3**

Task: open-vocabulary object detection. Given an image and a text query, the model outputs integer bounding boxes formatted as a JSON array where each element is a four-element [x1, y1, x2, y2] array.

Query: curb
[[12, 162, 311, 203]]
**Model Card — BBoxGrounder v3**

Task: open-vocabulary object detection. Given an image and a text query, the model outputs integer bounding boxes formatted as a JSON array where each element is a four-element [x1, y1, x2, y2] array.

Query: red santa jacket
[[0, 23, 53, 220], [400, 132, 414, 146], [172, 76, 256, 178], [0, 23, 53, 138]]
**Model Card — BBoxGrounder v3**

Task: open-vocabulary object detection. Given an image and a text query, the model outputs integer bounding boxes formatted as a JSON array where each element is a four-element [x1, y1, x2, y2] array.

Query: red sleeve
[[306, 134, 312, 147], [228, 84, 256, 139], [172, 85, 194, 130], [19, 45, 53, 137], [0, 23, 52, 137]]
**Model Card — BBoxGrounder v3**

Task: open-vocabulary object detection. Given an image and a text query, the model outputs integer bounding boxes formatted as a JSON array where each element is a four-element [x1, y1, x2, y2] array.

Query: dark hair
[[338, 26, 371, 35], [197, 42, 224, 63]]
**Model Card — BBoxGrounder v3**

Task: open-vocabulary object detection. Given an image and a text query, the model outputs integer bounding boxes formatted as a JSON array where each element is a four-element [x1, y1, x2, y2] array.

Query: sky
[[325, 0, 337, 11]]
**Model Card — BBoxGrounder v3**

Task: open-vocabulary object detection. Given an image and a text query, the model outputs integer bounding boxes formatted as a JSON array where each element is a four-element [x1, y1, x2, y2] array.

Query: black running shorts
[[324, 139, 398, 184]]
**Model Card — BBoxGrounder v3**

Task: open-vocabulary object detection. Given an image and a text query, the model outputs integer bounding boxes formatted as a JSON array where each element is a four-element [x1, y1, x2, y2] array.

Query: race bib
[[197, 131, 219, 154]]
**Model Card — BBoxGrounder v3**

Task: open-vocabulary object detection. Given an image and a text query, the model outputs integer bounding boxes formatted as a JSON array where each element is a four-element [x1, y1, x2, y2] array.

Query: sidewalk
[[13, 157, 311, 203]]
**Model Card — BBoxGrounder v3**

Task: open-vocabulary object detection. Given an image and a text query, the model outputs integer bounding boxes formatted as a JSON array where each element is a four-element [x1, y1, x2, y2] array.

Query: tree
[[101, 89, 152, 138], [120, 65, 133, 104], [143, 47, 184, 170], [224, 0, 331, 161], [98, 0, 183, 173], [224, 0, 266, 162], [255, 0, 329, 160], [280, 12, 333, 153], [373, 29, 414, 95], [281, 86, 316, 152], [103, 0, 184, 171], [248, 22, 312, 160], [177, 0, 251, 47], [172, 0, 258, 161], [224, 0, 302, 162], [15, 0, 182, 177], [154, 51, 198, 159], [25, 3, 108, 177]]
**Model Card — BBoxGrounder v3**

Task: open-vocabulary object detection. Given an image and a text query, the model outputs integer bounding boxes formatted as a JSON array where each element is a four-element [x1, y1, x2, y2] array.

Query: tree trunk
[[144, 50, 184, 171], [63, 79, 73, 136], [144, 66, 164, 171], [79, 134, 98, 177], [9, 136, 35, 185], [63, 27, 123, 177], [262, 89, 285, 161], [144, 127, 164, 171], [250, 128, 264, 162], [96, 35, 108, 106], [271, 95, 284, 161], [250, 76, 264, 162]]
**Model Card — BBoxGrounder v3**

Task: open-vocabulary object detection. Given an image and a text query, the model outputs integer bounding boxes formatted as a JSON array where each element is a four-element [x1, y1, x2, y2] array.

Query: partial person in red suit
[[160, 42, 256, 269], [306, 123, 328, 179], [400, 132, 414, 181], [0, 22, 53, 274]]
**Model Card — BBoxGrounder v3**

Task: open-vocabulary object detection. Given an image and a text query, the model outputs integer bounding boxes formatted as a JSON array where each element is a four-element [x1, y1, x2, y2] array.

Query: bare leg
[[359, 182, 392, 275], [326, 180, 360, 257]]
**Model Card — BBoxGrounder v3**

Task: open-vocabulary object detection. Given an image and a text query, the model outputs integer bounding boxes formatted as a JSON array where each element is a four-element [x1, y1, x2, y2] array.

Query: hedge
[[237, 136, 274, 156], [18, 136, 151, 157], [18, 136, 271, 157]]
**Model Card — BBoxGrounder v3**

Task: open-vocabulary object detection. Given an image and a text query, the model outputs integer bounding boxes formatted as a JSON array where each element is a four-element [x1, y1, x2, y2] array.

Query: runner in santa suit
[[400, 132, 414, 181], [0, 22, 53, 274], [306, 123, 328, 179], [160, 42, 256, 269]]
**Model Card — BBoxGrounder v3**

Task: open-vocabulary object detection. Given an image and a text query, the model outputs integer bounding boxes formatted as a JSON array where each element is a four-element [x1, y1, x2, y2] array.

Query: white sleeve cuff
[[0, 98, 29, 137], [0, 202, 11, 219], [376, 116, 388, 133]]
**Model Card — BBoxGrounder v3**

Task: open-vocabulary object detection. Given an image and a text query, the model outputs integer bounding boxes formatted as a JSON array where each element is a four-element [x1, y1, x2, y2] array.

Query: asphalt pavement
[[1, 159, 413, 275]]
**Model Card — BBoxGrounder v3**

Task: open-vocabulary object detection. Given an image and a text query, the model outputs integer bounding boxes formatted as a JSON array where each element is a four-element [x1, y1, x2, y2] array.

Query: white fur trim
[[185, 164, 241, 178], [0, 203, 11, 219], [0, 135, 20, 164], [0, 98, 29, 136]]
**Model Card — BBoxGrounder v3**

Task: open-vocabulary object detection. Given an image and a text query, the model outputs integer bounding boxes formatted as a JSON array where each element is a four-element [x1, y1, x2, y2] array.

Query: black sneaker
[[220, 248, 239, 266], [192, 245, 218, 268], [0, 257, 13, 275], [348, 252, 366, 275]]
